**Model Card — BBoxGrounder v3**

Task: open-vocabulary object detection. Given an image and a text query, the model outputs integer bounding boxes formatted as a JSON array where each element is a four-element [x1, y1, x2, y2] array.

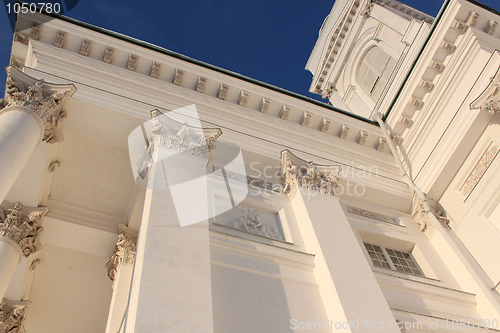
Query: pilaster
[[282, 151, 399, 332]]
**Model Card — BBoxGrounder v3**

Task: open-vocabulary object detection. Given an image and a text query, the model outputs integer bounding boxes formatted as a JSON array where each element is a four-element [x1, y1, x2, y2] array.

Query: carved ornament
[[0, 66, 76, 143]]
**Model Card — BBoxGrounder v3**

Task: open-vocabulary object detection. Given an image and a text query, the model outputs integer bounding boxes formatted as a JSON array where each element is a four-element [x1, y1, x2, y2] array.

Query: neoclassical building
[[1, 0, 499, 331]]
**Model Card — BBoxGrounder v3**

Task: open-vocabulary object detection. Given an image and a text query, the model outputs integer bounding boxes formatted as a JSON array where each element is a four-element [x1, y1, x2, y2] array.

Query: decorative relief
[[238, 90, 250, 107], [228, 208, 285, 242], [0, 299, 28, 333], [319, 118, 331, 133], [346, 206, 401, 226], [375, 137, 386, 151], [30, 25, 42, 40], [13, 33, 29, 45], [485, 20, 498, 35], [103, 46, 114, 64], [460, 142, 499, 197], [79, 39, 92, 56], [420, 79, 434, 91], [54, 30, 66, 48], [356, 130, 367, 145], [0, 66, 76, 143], [453, 20, 468, 33], [150, 61, 161, 79], [217, 83, 229, 100], [127, 54, 139, 71], [470, 67, 500, 114], [173, 68, 184, 86], [441, 41, 456, 53], [338, 124, 350, 139], [9, 56, 24, 70], [392, 135, 403, 145], [466, 11, 479, 27], [0, 202, 48, 257], [410, 97, 424, 108], [13, 25, 42, 45], [281, 150, 341, 197], [259, 97, 271, 113], [106, 224, 138, 281], [301, 111, 312, 127], [196, 76, 207, 93], [279, 105, 291, 120], [399, 116, 413, 127], [431, 61, 445, 72]]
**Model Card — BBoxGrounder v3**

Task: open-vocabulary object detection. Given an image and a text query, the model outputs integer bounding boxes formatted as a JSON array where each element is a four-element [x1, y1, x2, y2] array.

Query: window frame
[[363, 242, 424, 277]]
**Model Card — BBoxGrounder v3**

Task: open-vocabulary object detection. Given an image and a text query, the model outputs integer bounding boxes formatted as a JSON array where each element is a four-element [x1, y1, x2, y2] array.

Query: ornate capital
[[106, 225, 138, 281], [413, 200, 449, 233], [281, 150, 341, 197], [470, 67, 500, 114], [136, 109, 222, 180], [0, 299, 29, 333], [0, 202, 48, 257], [0, 66, 76, 143]]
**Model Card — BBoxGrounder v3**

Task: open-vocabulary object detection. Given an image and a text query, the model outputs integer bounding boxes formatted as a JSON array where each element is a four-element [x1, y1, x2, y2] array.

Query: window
[[357, 47, 396, 101], [364, 243, 423, 276]]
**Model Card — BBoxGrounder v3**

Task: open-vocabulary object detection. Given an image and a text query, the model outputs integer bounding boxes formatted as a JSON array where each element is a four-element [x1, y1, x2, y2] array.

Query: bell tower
[[306, 0, 434, 119]]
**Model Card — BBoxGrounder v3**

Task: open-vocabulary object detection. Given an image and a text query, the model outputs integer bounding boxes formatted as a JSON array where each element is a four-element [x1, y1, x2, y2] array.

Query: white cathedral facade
[[0, 0, 500, 331]]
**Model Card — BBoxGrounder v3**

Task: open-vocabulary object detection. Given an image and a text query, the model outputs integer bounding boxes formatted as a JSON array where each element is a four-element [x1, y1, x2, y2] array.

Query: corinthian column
[[0, 202, 48, 299], [0, 66, 75, 203]]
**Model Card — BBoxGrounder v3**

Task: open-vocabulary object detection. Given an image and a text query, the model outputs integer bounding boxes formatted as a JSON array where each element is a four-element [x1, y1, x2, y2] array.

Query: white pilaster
[[105, 225, 137, 333], [282, 150, 399, 333], [124, 110, 216, 333]]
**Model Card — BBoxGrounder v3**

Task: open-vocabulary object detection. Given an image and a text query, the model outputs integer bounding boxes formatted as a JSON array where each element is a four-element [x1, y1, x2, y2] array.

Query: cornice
[[17, 31, 394, 155]]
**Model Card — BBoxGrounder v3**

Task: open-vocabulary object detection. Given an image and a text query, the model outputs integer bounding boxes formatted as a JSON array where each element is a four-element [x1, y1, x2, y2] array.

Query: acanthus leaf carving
[[0, 66, 76, 143], [136, 109, 222, 181], [0, 202, 48, 257], [470, 67, 500, 114], [106, 224, 138, 281], [281, 150, 341, 197], [0, 299, 29, 333]]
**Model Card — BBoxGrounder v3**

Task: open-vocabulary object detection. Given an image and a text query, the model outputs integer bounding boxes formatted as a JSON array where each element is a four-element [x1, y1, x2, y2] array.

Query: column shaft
[[124, 161, 214, 333], [291, 190, 400, 333], [0, 237, 22, 299], [0, 106, 42, 203]]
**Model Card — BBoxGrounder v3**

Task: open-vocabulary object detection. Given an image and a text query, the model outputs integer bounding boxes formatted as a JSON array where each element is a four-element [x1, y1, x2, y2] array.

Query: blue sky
[[1, 0, 499, 101]]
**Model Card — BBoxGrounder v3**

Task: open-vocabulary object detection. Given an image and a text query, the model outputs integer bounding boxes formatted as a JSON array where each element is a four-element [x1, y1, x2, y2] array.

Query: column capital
[[0, 298, 29, 333], [0, 66, 76, 143], [470, 67, 500, 114], [106, 224, 138, 281], [280, 150, 341, 197], [0, 201, 48, 257], [136, 109, 222, 181]]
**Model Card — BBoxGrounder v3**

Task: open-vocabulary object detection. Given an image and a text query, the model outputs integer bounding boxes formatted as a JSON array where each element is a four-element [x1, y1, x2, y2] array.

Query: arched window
[[357, 47, 396, 101]]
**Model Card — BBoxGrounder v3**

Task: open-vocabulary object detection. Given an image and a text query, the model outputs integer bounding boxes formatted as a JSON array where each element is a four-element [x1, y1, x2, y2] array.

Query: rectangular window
[[363, 243, 423, 276]]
